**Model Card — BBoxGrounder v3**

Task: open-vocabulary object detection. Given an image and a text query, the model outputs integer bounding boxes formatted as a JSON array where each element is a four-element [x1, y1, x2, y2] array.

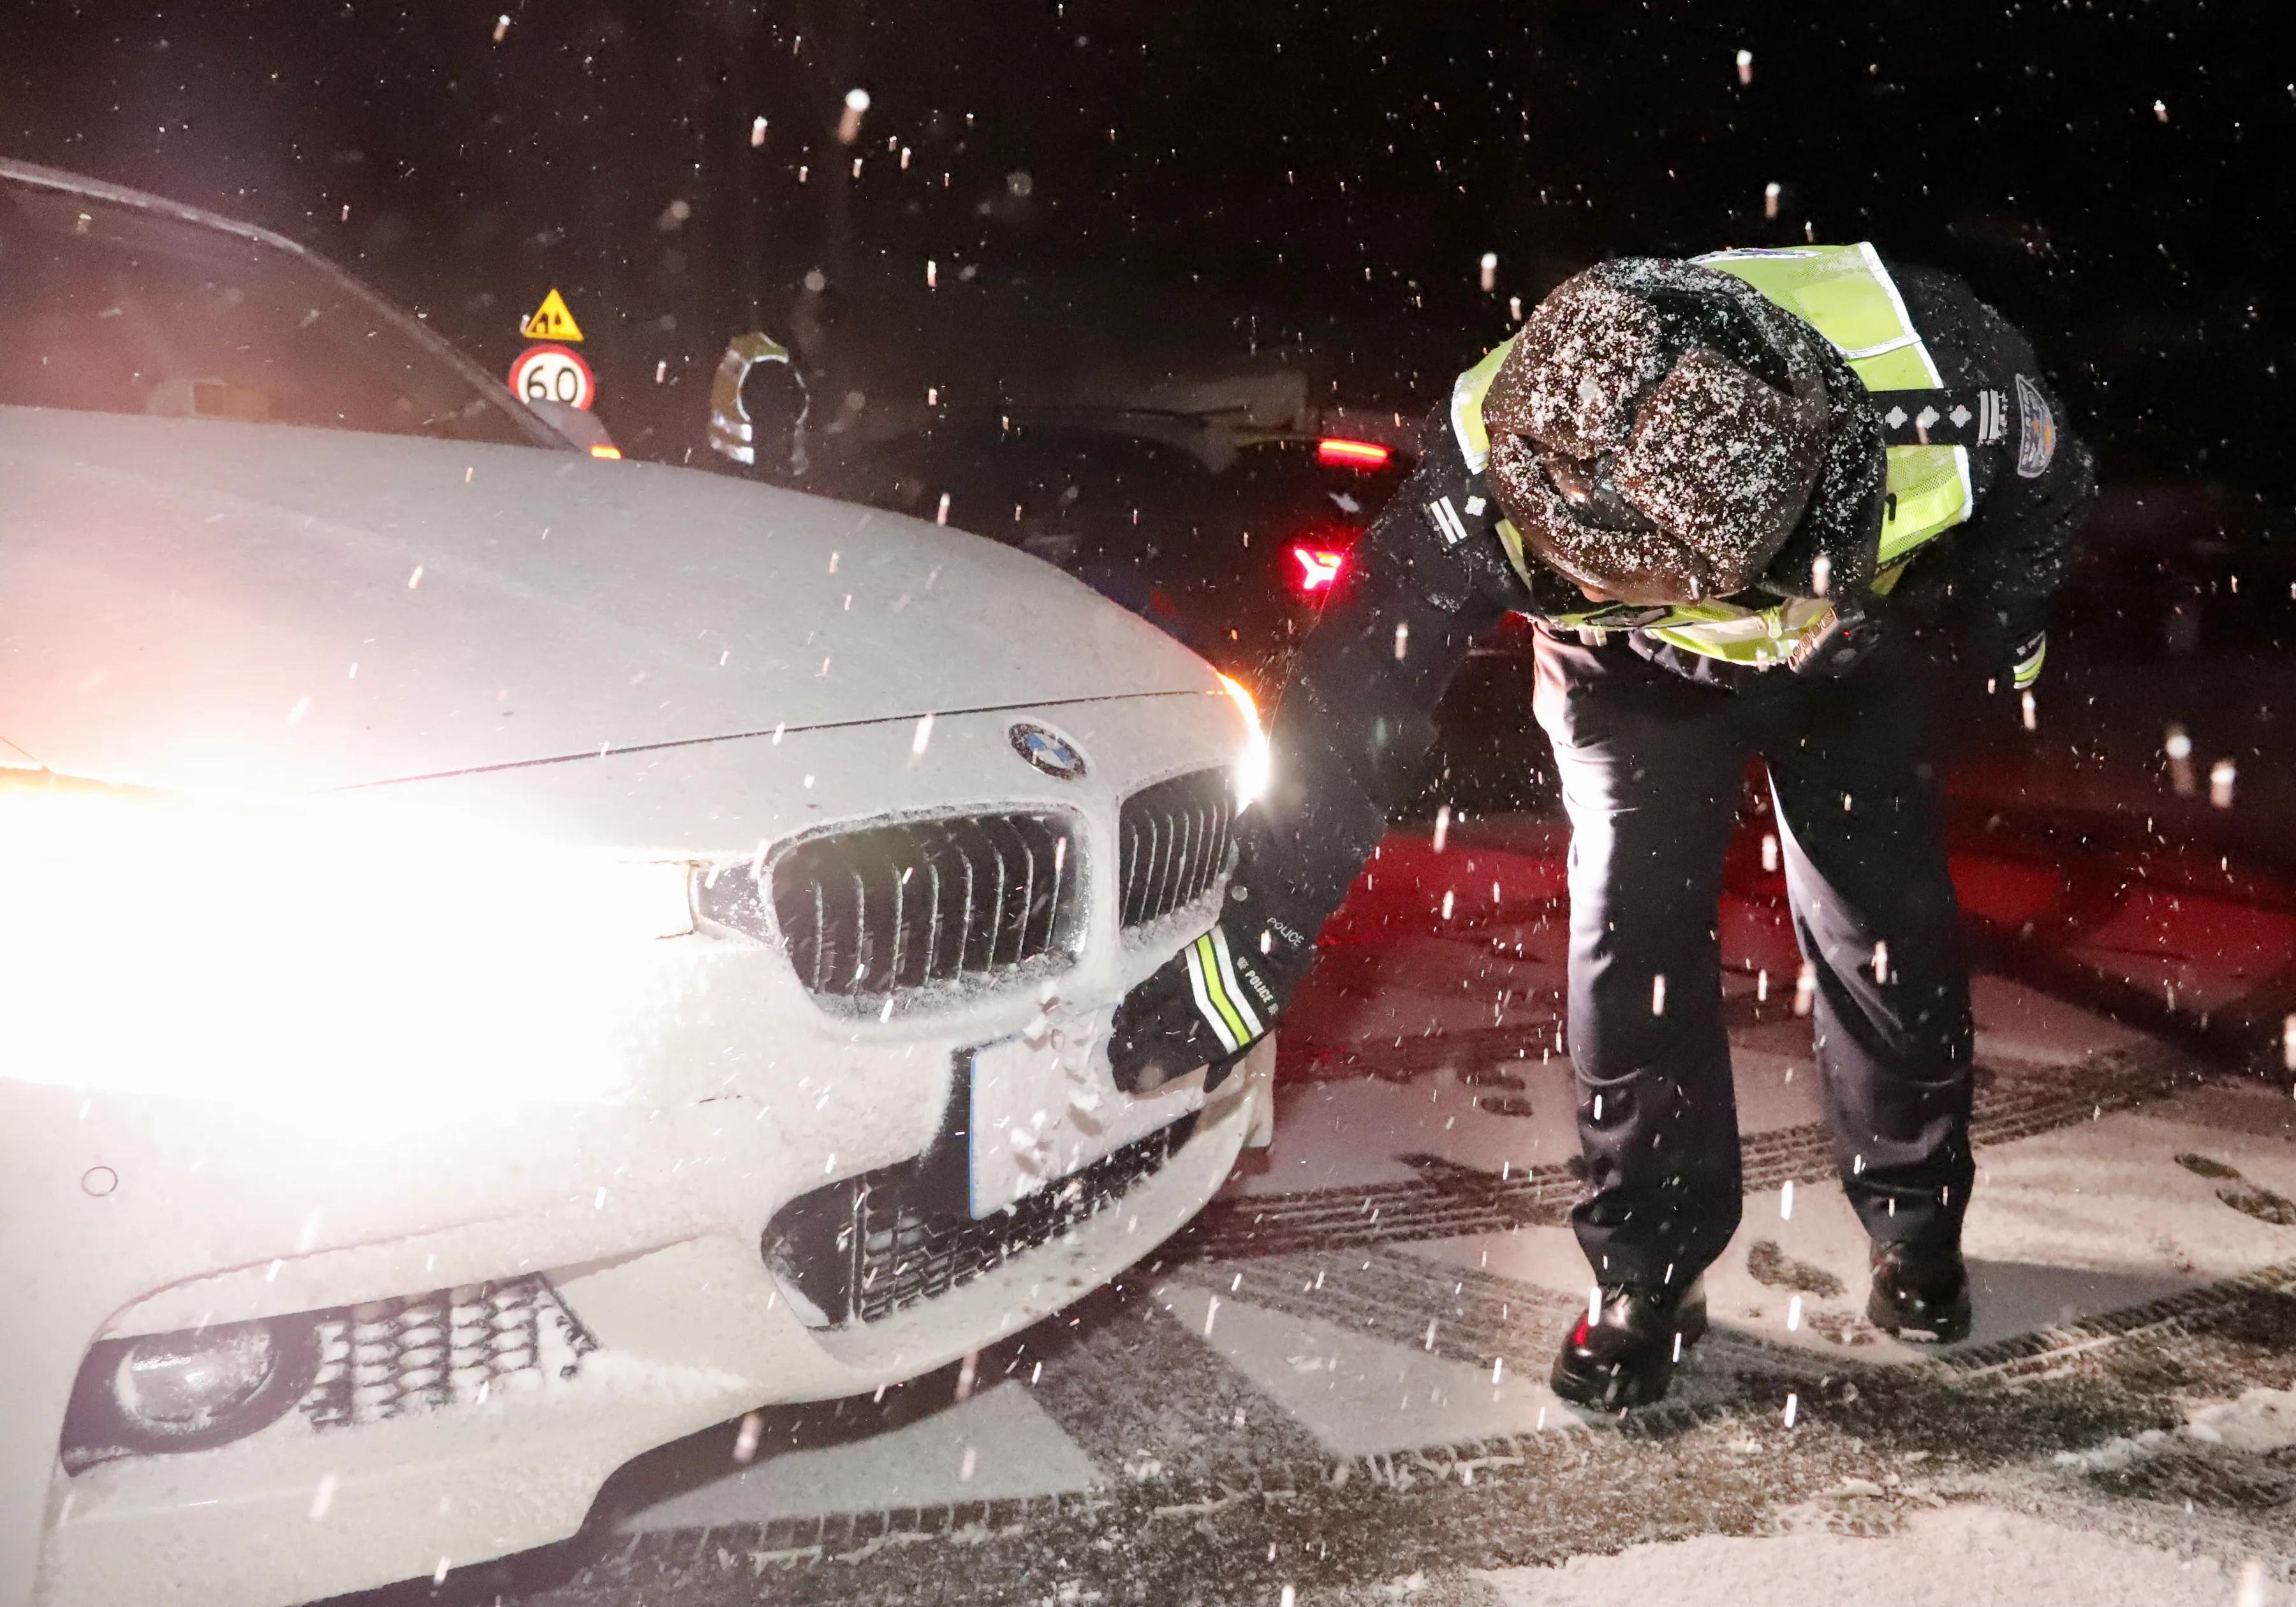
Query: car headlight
[[1216, 673, 1272, 809], [1, 777, 695, 1122]]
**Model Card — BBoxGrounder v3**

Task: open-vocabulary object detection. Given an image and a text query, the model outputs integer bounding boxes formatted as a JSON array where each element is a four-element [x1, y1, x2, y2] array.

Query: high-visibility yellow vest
[[1451, 242, 1972, 666], [709, 331, 797, 466]]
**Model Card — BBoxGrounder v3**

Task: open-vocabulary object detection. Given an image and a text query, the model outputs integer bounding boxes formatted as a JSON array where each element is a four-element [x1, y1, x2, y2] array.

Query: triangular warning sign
[[520, 288, 584, 342]]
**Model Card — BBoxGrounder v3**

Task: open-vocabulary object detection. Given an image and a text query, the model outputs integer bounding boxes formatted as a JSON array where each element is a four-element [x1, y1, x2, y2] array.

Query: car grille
[[299, 1274, 595, 1431], [758, 812, 1083, 1003], [763, 1113, 1198, 1326], [1117, 768, 1235, 928]]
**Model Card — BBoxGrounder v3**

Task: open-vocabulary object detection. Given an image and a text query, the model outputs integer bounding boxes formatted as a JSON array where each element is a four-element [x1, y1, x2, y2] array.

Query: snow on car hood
[[0, 408, 1218, 792]]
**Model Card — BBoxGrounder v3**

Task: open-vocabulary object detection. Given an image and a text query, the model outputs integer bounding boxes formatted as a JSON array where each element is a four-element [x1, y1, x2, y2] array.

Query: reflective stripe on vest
[[708, 331, 795, 465], [1450, 337, 1513, 475], [1450, 243, 1973, 664]]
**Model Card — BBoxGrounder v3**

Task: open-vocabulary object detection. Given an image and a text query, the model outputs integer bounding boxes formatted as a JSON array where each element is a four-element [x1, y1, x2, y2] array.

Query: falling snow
[[5, 12, 2284, 1603]]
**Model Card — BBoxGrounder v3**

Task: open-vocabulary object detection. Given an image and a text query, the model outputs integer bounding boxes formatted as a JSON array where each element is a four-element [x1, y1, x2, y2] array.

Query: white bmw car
[[0, 158, 1271, 1607]]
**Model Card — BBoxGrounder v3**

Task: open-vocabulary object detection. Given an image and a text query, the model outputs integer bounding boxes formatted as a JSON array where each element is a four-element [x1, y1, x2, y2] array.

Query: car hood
[[0, 408, 1217, 792]]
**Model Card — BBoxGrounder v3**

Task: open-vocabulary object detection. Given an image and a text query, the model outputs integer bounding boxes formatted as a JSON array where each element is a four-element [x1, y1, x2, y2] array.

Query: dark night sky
[[3, 1, 2288, 508]]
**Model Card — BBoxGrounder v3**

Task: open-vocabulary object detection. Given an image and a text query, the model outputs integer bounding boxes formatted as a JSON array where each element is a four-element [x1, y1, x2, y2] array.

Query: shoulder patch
[[1425, 495, 1471, 547], [2013, 373, 2057, 479]]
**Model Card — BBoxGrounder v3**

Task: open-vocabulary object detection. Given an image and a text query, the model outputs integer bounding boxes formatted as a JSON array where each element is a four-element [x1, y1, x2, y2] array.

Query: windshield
[[0, 177, 538, 445]]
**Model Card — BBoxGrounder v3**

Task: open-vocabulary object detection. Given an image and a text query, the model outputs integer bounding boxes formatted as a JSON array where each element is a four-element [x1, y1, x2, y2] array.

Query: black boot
[[1549, 1280, 1708, 1409], [1867, 1243, 1972, 1343]]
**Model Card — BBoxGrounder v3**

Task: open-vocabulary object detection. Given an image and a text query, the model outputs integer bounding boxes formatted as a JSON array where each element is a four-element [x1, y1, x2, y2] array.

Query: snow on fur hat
[[1483, 258, 1886, 605]]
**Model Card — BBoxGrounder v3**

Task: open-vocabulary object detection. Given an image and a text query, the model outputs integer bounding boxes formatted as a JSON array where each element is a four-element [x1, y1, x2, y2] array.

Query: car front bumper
[[6, 693, 1260, 1607], [34, 1062, 1258, 1607]]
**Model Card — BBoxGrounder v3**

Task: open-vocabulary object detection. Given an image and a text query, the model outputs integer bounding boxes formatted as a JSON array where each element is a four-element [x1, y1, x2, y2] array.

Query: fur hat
[[1483, 258, 1885, 605]]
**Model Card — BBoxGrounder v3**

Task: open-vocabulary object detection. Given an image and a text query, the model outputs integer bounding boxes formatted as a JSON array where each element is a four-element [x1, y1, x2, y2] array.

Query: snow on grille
[[299, 1274, 594, 1430], [1117, 768, 1234, 929], [758, 811, 1083, 1003]]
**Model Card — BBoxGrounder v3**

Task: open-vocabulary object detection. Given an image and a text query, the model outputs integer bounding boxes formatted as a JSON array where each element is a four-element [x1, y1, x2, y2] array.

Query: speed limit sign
[[509, 343, 596, 411]]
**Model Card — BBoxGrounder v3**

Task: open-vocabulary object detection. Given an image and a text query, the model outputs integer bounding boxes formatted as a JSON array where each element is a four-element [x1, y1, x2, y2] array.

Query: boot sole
[[1866, 1286, 1972, 1344], [1549, 1352, 1668, 1409]]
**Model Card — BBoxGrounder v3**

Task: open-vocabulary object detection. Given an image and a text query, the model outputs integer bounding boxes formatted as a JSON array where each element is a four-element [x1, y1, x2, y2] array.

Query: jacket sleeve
[[1887, 264, 2099, 685], [1954, 364, 2098, 680], [1221, 407, 1522, 964]]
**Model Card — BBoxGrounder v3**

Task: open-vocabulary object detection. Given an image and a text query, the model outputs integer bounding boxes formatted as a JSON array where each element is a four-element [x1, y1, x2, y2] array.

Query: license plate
[[966, 1015, 1204, 1218]]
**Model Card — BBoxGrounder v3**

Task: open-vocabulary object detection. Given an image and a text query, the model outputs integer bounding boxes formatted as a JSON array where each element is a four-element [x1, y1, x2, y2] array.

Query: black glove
[[1108, 905, 1313, 1093], [1964, 596, 2050, 695], [1786, 594, 1885, 679]]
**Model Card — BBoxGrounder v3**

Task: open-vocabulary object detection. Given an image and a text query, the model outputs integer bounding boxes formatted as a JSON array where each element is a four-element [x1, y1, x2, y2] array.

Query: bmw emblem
[[1008, 723, 1087, 780]]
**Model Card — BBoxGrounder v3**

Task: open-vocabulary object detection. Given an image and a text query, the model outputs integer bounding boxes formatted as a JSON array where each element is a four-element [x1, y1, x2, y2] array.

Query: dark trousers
[[1531, 628, 1976, 1291]]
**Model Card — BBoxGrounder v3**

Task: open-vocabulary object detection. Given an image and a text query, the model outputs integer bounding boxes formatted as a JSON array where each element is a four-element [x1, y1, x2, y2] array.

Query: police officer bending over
[[1109, 246, 2096, 1409]]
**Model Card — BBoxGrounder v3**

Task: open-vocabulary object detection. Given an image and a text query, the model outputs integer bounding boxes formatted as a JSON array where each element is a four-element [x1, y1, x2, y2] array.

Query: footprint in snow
[[2175, 1153, 2296, 1226], [1746, 1238, 1846, 1298]]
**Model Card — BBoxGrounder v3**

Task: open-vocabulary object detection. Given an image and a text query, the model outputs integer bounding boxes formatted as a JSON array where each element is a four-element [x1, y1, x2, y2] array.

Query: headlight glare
[[1216, 673, 1272, 809], [1, 780, 695, 1122]]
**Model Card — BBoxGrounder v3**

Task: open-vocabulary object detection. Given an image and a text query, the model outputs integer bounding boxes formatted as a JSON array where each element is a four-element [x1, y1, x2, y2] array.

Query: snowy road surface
[[327, 818, 2296, 1607]]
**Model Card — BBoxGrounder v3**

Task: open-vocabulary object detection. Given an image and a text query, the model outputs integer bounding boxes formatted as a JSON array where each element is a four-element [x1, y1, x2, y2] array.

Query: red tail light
[[1290, 545, 1347, 594], [1316, 437, 1392, 469]]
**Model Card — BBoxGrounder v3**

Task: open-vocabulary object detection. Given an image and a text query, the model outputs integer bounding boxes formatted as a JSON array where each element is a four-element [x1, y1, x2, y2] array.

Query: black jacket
[[1232, 265, 2097, 969]]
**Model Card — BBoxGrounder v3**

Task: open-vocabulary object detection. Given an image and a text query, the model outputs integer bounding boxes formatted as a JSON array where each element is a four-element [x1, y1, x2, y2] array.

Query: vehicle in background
[[1, 158, 1272, 1607], [816, 406, 1418, 700]]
